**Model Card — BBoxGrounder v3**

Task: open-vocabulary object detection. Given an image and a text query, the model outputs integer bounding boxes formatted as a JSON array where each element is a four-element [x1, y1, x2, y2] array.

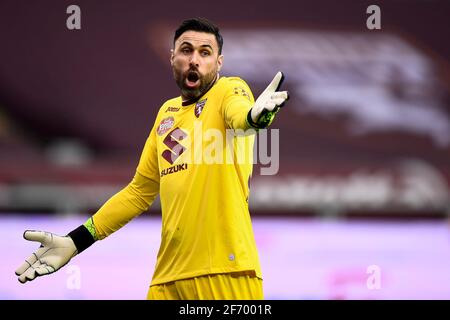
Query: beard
[[173, 65, 218, 101]]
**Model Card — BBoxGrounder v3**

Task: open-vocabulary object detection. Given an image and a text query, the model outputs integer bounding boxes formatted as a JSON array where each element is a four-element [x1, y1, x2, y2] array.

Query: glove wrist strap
[[246, 110, 262, 130], [68, 225, 96, 254]]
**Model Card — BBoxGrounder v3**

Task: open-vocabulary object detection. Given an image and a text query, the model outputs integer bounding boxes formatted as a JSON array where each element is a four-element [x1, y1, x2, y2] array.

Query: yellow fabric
[[87, 172, 159, 239], [88, 76, 262, 286], [147, 272, 263, 300]]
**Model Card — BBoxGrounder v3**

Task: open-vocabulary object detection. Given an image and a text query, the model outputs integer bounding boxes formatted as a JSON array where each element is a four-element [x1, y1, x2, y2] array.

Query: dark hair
[[174, 18, 223, 54]]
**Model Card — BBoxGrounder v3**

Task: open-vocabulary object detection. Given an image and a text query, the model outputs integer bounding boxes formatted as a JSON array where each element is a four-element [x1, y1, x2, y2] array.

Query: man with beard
[[15, 18, 289, 299]]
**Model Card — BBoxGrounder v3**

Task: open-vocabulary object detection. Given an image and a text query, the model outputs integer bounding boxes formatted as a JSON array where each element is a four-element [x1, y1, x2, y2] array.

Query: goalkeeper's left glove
[[247, 71, 289, 129]]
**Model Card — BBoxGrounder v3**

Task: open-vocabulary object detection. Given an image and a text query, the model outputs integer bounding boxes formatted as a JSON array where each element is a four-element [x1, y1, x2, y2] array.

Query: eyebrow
[[179, 41, 214, 51]]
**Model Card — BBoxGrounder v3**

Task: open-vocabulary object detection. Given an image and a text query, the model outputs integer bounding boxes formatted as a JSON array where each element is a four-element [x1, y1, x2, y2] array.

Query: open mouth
[[186, 71, 200, 88]]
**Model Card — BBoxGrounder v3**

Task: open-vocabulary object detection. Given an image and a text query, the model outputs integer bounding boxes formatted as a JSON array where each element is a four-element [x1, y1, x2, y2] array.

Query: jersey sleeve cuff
[[83, 217, 99, 241]]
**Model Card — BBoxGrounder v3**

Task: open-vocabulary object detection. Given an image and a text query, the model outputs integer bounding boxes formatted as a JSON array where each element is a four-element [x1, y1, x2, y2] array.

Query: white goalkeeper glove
[[15, 224, 95, 283], [247, 71, 289, 129], [15, 230, 77, 283]]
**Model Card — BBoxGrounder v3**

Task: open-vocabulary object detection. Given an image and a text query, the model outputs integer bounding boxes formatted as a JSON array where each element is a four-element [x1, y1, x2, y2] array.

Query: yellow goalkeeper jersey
[[87, 76, 262, 285]]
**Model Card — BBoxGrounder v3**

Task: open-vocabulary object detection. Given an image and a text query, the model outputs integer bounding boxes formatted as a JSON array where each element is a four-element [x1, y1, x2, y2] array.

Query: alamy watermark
[[366, 5, 381, 30], [66, 5, 81, 30], [159, 120, 280, 176], [366, 265, 381, 290], [66, 264, 81, 290]]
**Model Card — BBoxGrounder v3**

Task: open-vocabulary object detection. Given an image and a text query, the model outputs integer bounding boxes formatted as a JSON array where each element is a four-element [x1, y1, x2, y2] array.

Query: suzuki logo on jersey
[[160, 163, 188, 177], [157, 116, 175, 136], [194, 99, 207, 118], [162, 127, 188, 165]]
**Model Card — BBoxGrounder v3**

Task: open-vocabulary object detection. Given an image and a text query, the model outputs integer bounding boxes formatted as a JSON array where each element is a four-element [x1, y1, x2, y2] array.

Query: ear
[[217, 54, 223, 72], [170, 49, 174, 66]]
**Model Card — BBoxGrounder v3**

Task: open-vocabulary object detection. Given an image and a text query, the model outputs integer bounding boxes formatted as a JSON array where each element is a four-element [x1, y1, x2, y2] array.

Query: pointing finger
[[263, 71, 285, 93]]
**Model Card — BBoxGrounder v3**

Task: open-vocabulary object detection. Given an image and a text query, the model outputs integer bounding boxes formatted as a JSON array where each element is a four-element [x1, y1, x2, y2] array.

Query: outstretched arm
[[15, 122, 161, 283], [223, 72, 289, 131], [14, 172, 159, 283]]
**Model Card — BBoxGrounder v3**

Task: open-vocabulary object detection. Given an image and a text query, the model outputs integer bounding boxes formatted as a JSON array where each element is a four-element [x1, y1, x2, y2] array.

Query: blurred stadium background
[[1, 0, 449, 299]]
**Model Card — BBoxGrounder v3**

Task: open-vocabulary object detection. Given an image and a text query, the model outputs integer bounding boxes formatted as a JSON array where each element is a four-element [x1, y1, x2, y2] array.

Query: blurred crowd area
[[0, 0, 449, 217]]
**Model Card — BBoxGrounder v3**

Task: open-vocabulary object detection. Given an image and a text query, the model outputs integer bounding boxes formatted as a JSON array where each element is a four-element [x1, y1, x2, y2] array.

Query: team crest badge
[[194, 99, 207, 118], [157, 116, 174, 136]]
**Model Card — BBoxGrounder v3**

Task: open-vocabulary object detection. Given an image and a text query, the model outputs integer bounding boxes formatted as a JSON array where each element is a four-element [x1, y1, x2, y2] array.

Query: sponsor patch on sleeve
[[233, 86, 251, 100]]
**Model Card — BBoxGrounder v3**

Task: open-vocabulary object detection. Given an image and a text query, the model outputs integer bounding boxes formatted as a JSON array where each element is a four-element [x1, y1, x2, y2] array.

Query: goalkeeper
[[15, 17, 289, 299]]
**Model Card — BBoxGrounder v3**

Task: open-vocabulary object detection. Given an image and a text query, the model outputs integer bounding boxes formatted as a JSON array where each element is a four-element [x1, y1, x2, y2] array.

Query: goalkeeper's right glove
[[15, 226, 94, 283]]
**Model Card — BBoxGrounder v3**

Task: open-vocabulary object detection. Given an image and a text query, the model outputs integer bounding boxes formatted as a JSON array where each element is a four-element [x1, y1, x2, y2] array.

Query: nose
[[189, 51, 200, 67]]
